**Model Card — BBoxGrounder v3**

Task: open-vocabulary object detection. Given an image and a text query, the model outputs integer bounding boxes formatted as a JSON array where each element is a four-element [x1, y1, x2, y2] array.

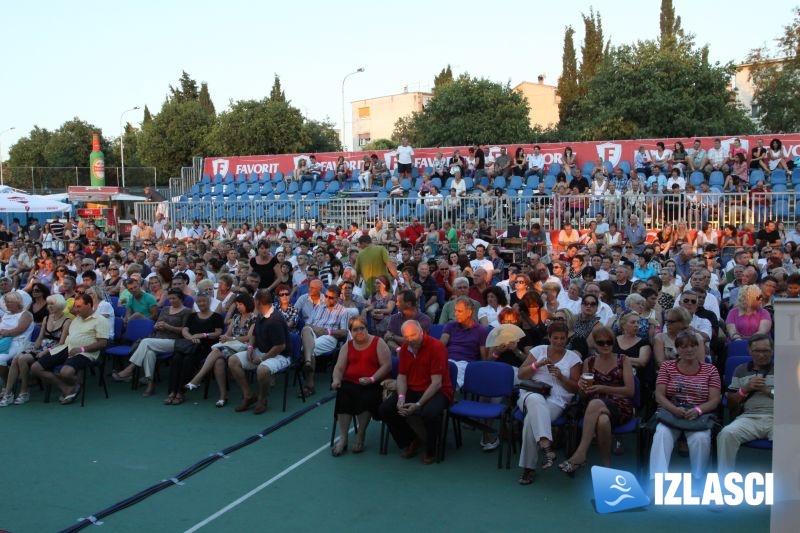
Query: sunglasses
[[595, 340, 613, 347], [665, 319, 681, 324], [682, 299, 697, 304], [325, 295, 337, 300], [551, 316, 565, 322], [582, 301, 598, 307], [279, 292, 290, 297]]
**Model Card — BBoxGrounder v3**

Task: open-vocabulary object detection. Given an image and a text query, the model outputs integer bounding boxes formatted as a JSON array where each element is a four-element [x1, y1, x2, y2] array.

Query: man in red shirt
[[404, 218, 425, 246], [378, 320, 453, 464], [295, 221, 313, 242]]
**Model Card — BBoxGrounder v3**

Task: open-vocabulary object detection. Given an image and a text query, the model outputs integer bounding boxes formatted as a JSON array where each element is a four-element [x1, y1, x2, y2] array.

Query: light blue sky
[[0, 0, 795, 160]]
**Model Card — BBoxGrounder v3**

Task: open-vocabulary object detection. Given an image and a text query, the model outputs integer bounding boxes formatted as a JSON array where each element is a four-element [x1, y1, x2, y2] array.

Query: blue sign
[[591, 466, 650, 514]]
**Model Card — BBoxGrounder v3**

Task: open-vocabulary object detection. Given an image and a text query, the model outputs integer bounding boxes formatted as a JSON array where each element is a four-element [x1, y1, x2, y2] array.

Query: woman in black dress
[[166, 292, 224, 405], [518, 292, 548, 351], [250, 240, 279, 289]]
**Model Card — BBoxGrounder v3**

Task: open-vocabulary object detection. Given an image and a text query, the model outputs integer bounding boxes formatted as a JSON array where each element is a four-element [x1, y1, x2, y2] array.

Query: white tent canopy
[[0, 187, 72, 213]]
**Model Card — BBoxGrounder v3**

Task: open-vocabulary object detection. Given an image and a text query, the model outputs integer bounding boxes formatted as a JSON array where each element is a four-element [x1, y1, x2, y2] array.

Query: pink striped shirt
[[657, 360, 721, 406]]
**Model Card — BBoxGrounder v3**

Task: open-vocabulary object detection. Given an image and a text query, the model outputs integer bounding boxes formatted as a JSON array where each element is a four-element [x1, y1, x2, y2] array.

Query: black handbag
[[519, 380, 552, 397], [647, 407, 718, 432], [173, 339, 200, 355]]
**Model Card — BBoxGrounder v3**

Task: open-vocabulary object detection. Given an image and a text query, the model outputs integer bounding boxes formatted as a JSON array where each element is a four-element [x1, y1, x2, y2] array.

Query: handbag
[[647, 407, 717, 432], [519, 380, 552, 397], [173, 339, 200, 356]]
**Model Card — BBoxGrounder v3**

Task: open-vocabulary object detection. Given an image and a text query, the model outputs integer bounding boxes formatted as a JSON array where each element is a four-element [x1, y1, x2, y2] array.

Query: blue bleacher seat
[[709, 171, 724, 188], [247, 172, 258, 184], [287, 181, 299, 194], [618, 160, 631, 175], [508, 175, 523, 191], [401, 178, 412, 191], [301, 180, 313, 193], [493, 175, 506, 189], [791, 168, 800, 186], [526, 175, 540, 187], [201, 174, 211, 185], [548, 163, 562, 176], [258, 172, 271, 183], [771, 170, 787, 186], [582, 161, 595, 176], [689, 171, 705, 187], [223, 173, 234, 184]]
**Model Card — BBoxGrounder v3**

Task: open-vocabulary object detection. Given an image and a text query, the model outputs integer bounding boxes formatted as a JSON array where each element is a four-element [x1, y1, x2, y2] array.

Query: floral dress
[[585, 354, 634, 425]]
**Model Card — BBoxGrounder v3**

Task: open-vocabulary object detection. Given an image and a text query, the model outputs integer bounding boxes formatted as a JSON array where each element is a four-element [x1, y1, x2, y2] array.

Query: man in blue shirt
[[623, 215, 647, 255]]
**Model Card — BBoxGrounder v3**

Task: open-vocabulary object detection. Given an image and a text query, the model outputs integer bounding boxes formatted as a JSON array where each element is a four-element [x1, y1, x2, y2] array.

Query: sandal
[[296, 386, 315, 398], [541, 447, 556, 469], [331, 441, 348, 457], [215, 398, 228, 408], [172, 396, 185, 406], [518, 468, 536, 485], [352, 441, 365, 454], [112, 371, 131, 383], [184, 383, 199, 392], [164, 395, 176, 405], [558, 460, 585, 477], [60, 390, 79, 405]]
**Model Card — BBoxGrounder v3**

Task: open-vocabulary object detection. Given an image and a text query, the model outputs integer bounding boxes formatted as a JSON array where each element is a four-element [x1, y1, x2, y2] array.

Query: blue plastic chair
[[106, 319, 154, 359], [447, 361, 515, 468]]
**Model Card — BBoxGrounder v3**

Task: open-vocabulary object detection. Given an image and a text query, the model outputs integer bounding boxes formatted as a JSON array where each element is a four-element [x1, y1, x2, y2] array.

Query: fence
[[132, 191, 798, 233], [4, 166, 157, 193], [169, 156, 204, 200]]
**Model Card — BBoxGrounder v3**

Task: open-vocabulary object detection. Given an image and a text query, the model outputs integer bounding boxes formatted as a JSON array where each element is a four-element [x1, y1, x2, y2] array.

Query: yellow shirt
[[55, 312, 110, 360]]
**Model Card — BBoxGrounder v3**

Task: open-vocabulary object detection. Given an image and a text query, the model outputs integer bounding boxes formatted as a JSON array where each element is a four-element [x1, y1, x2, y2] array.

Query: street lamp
[[0, 127, 16, 187], [341, 67, 364, 152], [119, 106, 140, 188]]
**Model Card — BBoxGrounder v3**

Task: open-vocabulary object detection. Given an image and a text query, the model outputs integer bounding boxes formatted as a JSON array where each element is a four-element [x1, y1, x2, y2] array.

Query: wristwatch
[[415, 402, 421, 409]]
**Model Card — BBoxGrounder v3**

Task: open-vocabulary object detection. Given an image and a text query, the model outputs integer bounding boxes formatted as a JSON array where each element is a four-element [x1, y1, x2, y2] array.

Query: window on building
[[358, 107, 370, 118], [358, 134, 371, 146]]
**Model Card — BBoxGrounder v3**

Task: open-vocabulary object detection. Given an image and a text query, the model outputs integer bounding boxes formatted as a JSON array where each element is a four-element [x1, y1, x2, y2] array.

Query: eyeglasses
[[515, 280, 527, 284], [682, 299, 697, 304], [595, 340, 613, 347], [350, 326, 367, 332], [325, 295, 337, 300], [582, 301, 598, 307], [551, 316, 565, 322], [279, 292, 290, 297]]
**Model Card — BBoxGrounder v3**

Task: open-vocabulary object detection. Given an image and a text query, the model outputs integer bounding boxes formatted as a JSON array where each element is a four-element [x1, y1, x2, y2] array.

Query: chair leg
[[282, 370, 289, 412], [80, 369, 88, 407], [380, 422, 388, 455], [98, 357, 109, 399]]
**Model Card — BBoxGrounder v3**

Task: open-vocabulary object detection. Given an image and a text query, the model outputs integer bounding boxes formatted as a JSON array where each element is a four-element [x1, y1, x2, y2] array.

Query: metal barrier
[[145, 191, 799, 232], [5, 166, 157, 192], [169, 157, 204, 200]]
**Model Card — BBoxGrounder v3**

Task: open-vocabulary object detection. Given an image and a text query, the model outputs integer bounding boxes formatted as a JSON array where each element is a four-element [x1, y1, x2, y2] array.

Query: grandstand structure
[[134, 155, 800, 233]]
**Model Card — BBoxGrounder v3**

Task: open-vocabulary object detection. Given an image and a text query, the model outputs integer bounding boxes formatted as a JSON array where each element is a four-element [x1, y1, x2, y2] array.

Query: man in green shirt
[[443, 220, 458, 252], [354, 235, 398, 297], [125, 278, 158, 321], [438, 277, 480, 324]]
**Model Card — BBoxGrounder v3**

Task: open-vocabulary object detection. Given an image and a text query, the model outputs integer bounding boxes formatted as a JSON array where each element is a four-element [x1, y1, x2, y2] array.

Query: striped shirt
[[309, 302, 350, 331], [657, 360, 721, 406]]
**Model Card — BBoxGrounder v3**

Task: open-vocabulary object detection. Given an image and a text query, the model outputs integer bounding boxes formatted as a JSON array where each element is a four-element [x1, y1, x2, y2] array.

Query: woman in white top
[[516, 321, 581, 485], [86, 287, 115, 340], [478, 287, 508, 329], [603, 223, 622, 247], [0, 292, 35, 385], [768, 138, 789, 172]]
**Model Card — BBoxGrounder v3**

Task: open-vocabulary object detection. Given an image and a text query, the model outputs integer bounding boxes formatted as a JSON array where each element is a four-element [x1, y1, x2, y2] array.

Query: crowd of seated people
[[0, 167, 786, 491]]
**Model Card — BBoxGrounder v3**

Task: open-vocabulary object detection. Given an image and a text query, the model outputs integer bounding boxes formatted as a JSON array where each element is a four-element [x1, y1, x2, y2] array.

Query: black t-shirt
[[254, 312, 289, 354], [751, 147, 767, 169], [614, 280, 633, 305], [250, 255, 278, 289], [568, 177, 589, 193], [756, 229, 780, 245], [186, 311, 224, 351]]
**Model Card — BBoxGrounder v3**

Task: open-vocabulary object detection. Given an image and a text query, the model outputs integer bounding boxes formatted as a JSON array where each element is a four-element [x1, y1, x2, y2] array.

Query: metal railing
[[4, 166, 157, 192], [132, 191, 799, 232], [169, 156, 204, 200]]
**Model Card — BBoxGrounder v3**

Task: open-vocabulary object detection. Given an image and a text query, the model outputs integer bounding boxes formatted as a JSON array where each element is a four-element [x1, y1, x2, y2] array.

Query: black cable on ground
[[58, 392, 335, 533]]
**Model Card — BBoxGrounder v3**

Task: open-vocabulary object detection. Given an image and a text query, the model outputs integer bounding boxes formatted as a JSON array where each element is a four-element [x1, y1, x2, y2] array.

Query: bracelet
[[203, 332, 208, 338], [398, 394, 406, 401], [80, 346, 85, 353], [247, 345, 254, 350], [694, 406, 703, 416], [368, 376, 375, 383], [326, 328, 332, 336], [737, 387, 747, 398], [530, 361, 537, 372]]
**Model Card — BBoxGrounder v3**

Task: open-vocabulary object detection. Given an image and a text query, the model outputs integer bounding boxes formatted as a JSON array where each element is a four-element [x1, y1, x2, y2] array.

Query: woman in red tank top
[[331, 316, 392, 456]]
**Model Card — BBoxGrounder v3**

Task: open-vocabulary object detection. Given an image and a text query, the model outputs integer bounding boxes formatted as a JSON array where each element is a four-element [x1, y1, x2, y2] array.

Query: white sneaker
[[0, 393, 14, 407], [481, 437, 500, 451], [13, 392, 29, 405]]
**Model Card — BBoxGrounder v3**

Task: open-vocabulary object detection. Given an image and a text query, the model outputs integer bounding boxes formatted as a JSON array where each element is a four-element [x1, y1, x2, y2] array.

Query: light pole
[[119, 106, 140, 188], [341, 67, 364, 152], [0, 127, 16, 187]]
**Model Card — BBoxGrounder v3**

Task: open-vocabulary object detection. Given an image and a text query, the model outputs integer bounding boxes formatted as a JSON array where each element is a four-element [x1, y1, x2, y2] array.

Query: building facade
[[351, 89, 433, 149], [513, 76, 560, 129]]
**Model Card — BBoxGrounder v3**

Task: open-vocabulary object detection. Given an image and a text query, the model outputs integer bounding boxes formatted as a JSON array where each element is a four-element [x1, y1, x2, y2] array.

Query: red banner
[[203, 134, 800, 179]]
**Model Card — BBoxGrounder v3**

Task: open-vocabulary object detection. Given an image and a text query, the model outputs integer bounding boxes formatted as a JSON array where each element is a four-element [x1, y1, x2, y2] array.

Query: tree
[[574, 41, 754, 140], [204, 98, 306, 156], [169, 71, 200, 102], [578, 9, 605, 95], [747, 7, 800, 132], [142, 105, 153, 125], [361, 139, 396, 151], [199, 82, 216, 116], [405, 75, 531, 146], [433, 65, 454, 91], [391, 114, 420, 145], [556, 26, 580, 124], [659, 0, 684, 52], [43, 118, 107, 168], [269, 74, 286, 102], [6, 126, 52, 189], [301, 119, 342, 153], [139, 99, 215, 179]]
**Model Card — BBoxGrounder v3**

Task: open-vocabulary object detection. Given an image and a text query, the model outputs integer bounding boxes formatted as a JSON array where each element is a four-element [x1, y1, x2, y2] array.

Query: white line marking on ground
[[184, 437, 338, 532]]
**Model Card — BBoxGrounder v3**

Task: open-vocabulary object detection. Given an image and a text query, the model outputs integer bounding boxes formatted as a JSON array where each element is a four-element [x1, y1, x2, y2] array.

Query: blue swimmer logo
[[591, 466, 650, 514]]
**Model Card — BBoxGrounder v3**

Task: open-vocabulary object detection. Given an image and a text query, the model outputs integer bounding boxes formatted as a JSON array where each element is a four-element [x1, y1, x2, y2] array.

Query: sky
[[0, 0, 796, 161]]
